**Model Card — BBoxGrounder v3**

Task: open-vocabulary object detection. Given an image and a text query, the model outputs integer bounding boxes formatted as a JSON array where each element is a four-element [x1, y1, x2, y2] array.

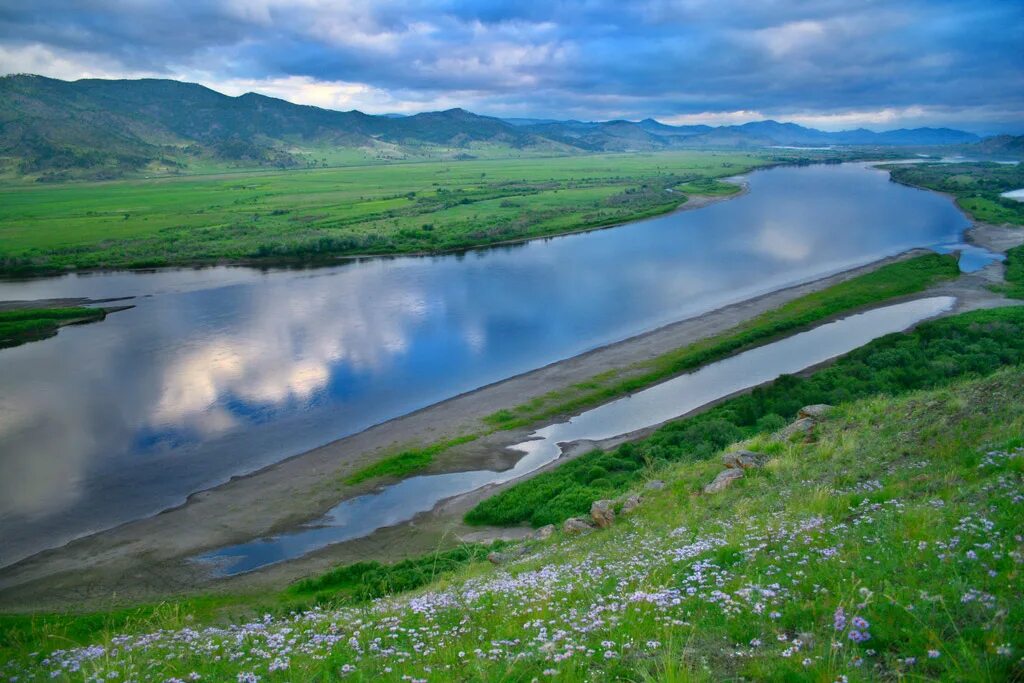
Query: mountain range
[[0, 74, 1016, 181]]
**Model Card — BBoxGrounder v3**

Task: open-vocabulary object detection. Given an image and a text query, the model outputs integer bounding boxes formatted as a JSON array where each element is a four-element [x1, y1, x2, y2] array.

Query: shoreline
[[0, 245, 987, 611]]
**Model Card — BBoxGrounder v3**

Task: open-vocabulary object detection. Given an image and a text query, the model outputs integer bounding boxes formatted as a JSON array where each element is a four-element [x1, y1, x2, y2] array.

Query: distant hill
[[0, 74, 994, 180], [969, 134, 1024, 157]]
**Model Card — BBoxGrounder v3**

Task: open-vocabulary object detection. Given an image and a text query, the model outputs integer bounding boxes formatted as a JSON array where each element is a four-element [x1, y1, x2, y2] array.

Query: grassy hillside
[[3, 315, 1022, 681], [886, 162, 1024, 226], [0, 75, 979, 183], [0, 151, 766, 275]]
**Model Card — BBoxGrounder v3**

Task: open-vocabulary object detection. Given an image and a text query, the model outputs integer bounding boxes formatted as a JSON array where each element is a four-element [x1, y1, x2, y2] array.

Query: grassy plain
[[0, 151, 767, 274], [2, 317, 1023, 681], [886, 161, 1024, 226]]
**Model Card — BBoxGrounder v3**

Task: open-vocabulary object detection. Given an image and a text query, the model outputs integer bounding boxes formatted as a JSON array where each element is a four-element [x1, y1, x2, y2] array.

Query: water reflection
[[201, 296, 955, 575], [0, 163, 980, 566]]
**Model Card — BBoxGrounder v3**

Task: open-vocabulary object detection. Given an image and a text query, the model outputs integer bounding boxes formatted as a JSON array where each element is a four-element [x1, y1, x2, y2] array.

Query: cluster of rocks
[[559, 478, 665, 537], [702, 404, 832, 494]]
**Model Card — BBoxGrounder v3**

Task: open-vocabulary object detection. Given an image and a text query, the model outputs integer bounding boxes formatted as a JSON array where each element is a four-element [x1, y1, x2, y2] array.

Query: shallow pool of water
[[199, 296, 955, 575]]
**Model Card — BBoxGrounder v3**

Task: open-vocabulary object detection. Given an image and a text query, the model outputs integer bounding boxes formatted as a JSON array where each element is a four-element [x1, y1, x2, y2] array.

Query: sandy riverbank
[[3, 243, 1013, 612]]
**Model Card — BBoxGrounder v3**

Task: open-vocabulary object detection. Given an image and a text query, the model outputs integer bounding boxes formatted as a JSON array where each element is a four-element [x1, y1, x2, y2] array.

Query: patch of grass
[[467, 305, 1024, 527], [0, 306, 105, 348], [674, 177, 742, 196], [484, 252, 961, 429], [287, 543, 499, 603], [997, 243, 1024, 299], [344, 435, 479, 484]]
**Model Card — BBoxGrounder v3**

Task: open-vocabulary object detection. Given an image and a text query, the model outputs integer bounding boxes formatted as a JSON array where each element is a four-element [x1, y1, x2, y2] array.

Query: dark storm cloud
[[0, 0, 1021, 131]]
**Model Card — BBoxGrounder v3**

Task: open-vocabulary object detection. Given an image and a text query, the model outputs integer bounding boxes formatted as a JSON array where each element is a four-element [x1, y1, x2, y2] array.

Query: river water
[[0, 162, 986, 566]]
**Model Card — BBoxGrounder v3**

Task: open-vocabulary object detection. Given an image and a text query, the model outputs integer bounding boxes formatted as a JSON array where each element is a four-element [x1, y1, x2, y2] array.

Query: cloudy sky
[[1, 0, 1022, 132]]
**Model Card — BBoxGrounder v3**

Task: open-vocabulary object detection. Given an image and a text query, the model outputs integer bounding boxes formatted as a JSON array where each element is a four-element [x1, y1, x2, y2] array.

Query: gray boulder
[[534, 524, 556, 540], [722, 449, 767, 469], [703, 468, 744, 494], [798, 404, 834, 420], [620, 494, 643, 514], [775, 417, 816, 441], [563, 517, 595, 535], [645, 479, 666, 491], [590, 499, 615, 528], [487, 545, 529, 565]]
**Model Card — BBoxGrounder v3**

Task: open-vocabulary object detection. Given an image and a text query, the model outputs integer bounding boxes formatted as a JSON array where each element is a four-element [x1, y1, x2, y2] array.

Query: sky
[[0, 0, 1022, 133]]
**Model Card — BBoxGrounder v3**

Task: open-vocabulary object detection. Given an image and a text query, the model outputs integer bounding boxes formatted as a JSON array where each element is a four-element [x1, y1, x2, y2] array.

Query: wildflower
[[996, 644, 1012, 656], [749, 638, 762, 648], [833, 606, 846, 631], [236, 674, 259, 683], [543, 670, 557, 676], [903, 657, 916, 665], [927, 649, 941, 659], [851, 616, 869, 630], [848, 630, 870, 643], [802, 658, 813, 666]]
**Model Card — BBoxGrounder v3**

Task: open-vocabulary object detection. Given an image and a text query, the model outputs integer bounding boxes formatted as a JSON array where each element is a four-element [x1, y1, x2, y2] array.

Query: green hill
[[0, 74, 991, 182]]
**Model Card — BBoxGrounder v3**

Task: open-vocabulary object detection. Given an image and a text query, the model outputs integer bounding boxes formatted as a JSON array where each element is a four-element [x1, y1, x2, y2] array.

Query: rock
[[534, 524, 556, 540], [703, 468, 743, 494], [722, 449, 767, 469], [645, 479, 666, 491], [620, 494, 643, 514], [798, 404, 834, 420], [487, 545, 529, 565], [590, 499, 615, 528], [775, 417, 816, 441], [563, 517, 595, 535]]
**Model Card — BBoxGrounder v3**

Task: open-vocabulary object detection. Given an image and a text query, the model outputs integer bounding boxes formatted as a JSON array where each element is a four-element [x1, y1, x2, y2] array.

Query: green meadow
[[0, 151, 767, 275], [886, 161, 1024, 226]]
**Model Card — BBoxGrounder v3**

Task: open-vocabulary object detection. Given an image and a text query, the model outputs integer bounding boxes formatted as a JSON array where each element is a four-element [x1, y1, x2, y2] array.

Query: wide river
[[0, 162, 979, 566]]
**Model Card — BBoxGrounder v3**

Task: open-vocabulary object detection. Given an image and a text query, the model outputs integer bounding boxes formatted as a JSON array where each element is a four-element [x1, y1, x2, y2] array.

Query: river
[[0, 162, 987, 566]]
